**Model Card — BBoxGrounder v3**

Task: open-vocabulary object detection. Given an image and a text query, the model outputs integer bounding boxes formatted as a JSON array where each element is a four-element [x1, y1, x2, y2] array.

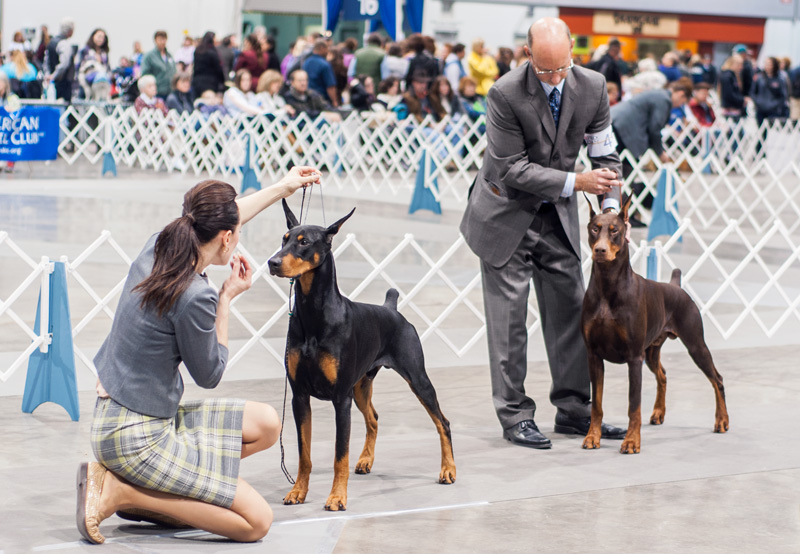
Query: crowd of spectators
[[2, 18, 799, 136]]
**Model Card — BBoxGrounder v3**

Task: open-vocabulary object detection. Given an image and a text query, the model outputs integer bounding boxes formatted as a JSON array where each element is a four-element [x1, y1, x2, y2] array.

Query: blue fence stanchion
[[646, 248, 659, 281], [101, 119, 117, 177], [241, 134, 261, 193], [648, 167, 680, 242], [701, 128, 713, 175], [409, 149, 442, 215], [21, 261, 80, 422]]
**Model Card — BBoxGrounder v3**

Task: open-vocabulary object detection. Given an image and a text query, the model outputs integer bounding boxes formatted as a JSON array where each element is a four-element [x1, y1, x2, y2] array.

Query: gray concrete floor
[[2, 172, 799, 552], [1, 345, 799, 553]]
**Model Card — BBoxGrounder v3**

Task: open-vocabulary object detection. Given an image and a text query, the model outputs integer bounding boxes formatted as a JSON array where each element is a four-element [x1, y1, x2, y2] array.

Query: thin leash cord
[[278, 184, 314, 485]]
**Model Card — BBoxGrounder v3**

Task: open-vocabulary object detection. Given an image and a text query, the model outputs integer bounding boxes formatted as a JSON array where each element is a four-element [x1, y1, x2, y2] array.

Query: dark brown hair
[[134, 180, 239, 317]]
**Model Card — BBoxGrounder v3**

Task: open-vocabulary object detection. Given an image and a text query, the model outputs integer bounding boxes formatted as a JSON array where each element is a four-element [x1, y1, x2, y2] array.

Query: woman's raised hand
[[220, 254, 253, 300], [281, 166, 322, 197]]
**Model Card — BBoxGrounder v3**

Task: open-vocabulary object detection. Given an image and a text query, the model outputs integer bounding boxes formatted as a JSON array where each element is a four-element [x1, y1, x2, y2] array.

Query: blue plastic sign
[[0, 106, 60, 161], [342, 0, 380, 21]]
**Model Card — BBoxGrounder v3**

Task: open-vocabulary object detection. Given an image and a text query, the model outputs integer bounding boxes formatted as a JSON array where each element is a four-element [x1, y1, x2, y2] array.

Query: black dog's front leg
[[325, 395, 352, 511], [284, 392, 312, 505]]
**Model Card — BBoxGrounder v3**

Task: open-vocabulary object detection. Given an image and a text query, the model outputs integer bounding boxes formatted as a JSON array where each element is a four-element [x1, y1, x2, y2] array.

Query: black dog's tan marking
[[269, 200, 455, 511], [581, 195, 729, 454]]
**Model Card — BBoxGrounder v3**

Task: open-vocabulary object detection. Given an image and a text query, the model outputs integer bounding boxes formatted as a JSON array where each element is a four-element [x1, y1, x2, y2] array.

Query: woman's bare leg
[[99, 472, 272, 542], [241, 401, 281, 459]]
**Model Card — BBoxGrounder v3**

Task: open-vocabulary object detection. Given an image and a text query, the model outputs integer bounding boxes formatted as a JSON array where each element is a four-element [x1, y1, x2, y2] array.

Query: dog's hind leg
[[392, 359, 455, 483], [284, 393, 312, 505], [645, 338, 668, 425], [325, 396, 352, 511], [354, 371, 379, 475], [675, 302, 729, 433]]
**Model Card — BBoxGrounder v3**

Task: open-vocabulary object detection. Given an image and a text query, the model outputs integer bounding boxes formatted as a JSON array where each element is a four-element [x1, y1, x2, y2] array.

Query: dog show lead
[[76, 166, 321, 544]]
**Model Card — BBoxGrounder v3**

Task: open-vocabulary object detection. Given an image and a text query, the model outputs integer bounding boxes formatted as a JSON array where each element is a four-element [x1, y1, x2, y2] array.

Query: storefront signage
[[593, 10, 679, 37]]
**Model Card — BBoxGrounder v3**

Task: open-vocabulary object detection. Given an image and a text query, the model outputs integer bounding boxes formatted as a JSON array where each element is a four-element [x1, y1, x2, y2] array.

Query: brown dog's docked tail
[[383, 288, 399, 310], [670, 268, 682, 287]]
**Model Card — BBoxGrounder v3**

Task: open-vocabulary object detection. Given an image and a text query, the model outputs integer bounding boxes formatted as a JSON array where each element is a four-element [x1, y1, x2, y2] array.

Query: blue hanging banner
[[0, 106, 60, 161], [342, 0, 381, 21]]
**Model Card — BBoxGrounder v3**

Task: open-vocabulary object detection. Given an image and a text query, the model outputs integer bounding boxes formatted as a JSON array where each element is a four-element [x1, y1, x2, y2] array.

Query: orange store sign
[[593, 10, 680, 37]]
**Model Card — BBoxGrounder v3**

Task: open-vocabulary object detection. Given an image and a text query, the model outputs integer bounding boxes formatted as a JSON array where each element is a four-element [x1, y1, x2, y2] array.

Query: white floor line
[[31, 500, 492, 551]]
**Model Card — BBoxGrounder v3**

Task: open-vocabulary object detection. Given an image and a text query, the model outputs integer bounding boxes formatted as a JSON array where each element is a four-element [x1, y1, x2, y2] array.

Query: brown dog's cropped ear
[[325, 207, 356, 244], [282, 199, 300, 229], [583, 193, 596, 220], [620, 193, 633, 222]]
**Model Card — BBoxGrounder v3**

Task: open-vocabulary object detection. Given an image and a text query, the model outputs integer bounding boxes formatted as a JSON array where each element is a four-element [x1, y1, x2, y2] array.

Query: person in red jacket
[[688, 82, 716, 126]]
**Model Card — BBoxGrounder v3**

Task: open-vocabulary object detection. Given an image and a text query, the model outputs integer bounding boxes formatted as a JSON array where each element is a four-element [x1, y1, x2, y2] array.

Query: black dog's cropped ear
[[325, 207, 356, 244], [282, 199, 300, 229], [583, 193, 596, 220], [620, 193, 632, 223]]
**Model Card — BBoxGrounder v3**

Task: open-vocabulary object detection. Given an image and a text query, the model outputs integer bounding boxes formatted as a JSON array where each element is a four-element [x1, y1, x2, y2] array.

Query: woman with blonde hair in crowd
[[468, 38, 498, 96], [1, 50, 39, 98], [254, 69, 295, 117], [718, 54, 746, 120]]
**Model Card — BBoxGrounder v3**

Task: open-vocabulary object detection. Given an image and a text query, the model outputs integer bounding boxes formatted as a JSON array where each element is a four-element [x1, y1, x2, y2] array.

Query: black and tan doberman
[[267, 200, 456, 511], [581, 195, 729, 454]]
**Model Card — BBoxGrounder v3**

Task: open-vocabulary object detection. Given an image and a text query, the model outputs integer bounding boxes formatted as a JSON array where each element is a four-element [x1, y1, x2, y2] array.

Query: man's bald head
[[527, 17, 572, 50]]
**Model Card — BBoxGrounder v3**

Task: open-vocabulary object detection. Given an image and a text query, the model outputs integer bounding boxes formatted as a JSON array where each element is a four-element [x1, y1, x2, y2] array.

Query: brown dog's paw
[[650, 410, 665, 425], [582, 433, 601, 449], [438, 465, 456, 484], [283, 488, 308, 505], [355, 457, 373, 474], [714, 417, 729, 433], [620, 438, 640, 454], [324, 494, 347, 511]]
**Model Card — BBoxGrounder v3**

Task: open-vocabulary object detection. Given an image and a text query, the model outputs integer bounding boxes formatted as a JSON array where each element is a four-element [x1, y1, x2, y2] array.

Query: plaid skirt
[[91, 396, 245, 508]]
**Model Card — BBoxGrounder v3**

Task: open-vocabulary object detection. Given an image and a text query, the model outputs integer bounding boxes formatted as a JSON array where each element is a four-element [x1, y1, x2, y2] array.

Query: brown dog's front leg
[[284, 394, 312, 505], [325, 397, 352, 511], [583, 354, 605, 450], [621, 359, 643, 454]]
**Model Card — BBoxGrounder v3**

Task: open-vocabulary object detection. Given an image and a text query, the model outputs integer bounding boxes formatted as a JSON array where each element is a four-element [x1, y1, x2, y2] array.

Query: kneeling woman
[[77, 167, 320, 544]]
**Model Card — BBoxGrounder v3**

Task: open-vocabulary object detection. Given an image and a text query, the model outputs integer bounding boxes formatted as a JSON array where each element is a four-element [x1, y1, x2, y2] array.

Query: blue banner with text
[[0, 106, 60, 161]]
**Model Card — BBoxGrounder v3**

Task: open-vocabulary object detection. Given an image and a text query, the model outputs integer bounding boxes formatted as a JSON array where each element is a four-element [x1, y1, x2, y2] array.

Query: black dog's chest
[[291, 347, 340, 400]]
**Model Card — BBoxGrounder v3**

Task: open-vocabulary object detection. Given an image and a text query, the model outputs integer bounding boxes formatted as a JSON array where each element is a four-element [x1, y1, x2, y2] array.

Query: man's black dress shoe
[[503, 420, 552, 449], [553, 413, 627, 440]]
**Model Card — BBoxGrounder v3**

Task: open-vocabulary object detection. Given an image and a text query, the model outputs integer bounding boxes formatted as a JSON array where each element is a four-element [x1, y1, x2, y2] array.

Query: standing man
[[444, 43, 467, 92], [349, 33, 385, 87], [303, 39, 338, 107], [140, 30, 176, 100], [45, 17, 77, 102], [460, 17, 626, 449], [590, 37, 622, 91]]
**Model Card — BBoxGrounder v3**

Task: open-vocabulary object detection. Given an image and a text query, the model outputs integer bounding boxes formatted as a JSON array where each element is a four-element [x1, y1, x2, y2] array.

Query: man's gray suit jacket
[[460, 63, 622, 268]]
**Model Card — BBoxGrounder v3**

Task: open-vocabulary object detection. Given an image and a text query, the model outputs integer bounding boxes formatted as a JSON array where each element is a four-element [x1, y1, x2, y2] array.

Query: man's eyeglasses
[[532, 60, 574, 76]]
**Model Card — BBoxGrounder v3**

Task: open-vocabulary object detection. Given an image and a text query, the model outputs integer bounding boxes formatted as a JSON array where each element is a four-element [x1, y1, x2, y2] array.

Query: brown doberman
[[581, 195, 729, 454], [267, 200, 456, 511]]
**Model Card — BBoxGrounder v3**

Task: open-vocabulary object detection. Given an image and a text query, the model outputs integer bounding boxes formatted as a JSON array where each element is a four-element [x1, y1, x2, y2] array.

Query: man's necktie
[[549, 88, 561, 128]]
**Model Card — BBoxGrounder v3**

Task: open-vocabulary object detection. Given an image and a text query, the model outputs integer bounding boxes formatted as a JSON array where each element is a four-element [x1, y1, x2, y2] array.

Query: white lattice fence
[[52, 105, 800, 205]]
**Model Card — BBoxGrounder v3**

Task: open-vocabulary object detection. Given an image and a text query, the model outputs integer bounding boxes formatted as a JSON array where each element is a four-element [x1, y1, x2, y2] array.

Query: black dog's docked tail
[[670, 268, 682, 287], [383, 289, 399, 310]]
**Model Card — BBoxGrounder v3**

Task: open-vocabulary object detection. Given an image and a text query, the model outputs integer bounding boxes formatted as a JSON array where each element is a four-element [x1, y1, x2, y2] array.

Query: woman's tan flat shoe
[[76, 462, 107, 544]]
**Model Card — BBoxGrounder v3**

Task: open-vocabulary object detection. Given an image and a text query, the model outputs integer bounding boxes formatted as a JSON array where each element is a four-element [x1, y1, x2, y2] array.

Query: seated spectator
[[394, 71, 436, 122], [1, 50, 40, 98], [223, 69, 262, 116], [659, 52, 682, 83], [134, 74, 168, 116], [166, 71, 194, 114], [457, 76, 486, 121], [374, 76, 402, 111], [194, 89, 229, 117], [254, 69, 295, 117], [607, 81, 620, 106], [349, 74, 376, 111], [381, 42, 409, 82], [688, 82, 716, 126], [112, 57, 136, 100], [283, 69, 341, 123], [429, 75, 464, 122]]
